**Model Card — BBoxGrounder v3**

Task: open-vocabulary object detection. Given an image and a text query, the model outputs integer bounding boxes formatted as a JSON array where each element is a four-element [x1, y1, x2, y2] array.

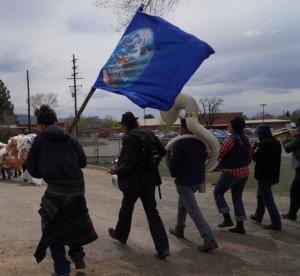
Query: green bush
[[0, 128, 19, 143]]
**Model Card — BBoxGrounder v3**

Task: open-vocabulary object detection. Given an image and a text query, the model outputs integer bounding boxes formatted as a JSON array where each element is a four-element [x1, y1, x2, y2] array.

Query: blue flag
[[93, 9, 215, 111]]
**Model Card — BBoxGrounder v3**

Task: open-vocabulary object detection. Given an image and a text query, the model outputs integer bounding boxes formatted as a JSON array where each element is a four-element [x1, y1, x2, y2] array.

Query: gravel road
[[0, 167, 299, 275]]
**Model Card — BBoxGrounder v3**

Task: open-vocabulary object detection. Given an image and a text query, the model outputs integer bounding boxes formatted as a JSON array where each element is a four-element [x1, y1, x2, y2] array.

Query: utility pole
[[260, 104, 266, 123], [26, 70, 31, 133], [67, 54, 82, 136]]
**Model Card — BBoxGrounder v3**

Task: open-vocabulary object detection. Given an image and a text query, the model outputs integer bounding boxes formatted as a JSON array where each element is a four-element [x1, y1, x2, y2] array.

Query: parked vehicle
[[114, 132, 125, 139], [163, 131, 178, 138], [210, 129, 228, 144]]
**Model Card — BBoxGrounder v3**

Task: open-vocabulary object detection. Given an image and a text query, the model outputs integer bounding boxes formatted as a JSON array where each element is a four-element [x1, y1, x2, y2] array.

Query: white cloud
[[244, 30, 277, 37], [0, 0, 300, 121], [244, 31, 263, 37]]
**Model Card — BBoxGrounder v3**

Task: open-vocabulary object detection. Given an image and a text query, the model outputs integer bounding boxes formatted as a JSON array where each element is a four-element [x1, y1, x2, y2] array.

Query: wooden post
[[68, 87, 96, 133]]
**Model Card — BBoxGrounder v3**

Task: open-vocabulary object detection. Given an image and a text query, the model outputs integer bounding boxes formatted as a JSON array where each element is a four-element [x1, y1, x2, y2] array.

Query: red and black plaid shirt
[[218, 136, 252, 178]]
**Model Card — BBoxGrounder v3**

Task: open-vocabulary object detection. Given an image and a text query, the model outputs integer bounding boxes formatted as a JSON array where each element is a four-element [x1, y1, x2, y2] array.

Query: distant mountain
[[16, 114, 36, 124], [16, 114, 65, 124]]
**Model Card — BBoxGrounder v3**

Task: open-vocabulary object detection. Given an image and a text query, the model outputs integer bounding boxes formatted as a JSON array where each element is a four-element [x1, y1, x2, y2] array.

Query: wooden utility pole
[[26, 70, 31, 133], [67, 54, 82, 136]]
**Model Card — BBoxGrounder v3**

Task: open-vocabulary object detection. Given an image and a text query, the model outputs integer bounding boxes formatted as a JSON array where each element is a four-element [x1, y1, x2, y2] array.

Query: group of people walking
[[214, 116, 300, 235], [25, 105, 299, 276]]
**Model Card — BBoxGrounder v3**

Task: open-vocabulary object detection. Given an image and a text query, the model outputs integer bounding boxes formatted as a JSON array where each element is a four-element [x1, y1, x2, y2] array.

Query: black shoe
[[74, 257, 86, 269], [281, 213, 296, 221], [218, 219, 234, 228], [108, 228, 126, 244], [198, 239, 218, 252], [155, 250, 170, 259], [263, 224, 281, 231], [229, 227, 246, 235], [250, 214, 262, 223], [169, 227, 184, 238]]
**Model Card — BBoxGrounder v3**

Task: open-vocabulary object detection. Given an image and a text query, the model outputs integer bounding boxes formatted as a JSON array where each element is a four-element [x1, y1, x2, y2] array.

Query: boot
[[198, 239, 218, 252], [229, 220, 246, 234], [218, 213, 234, 228]]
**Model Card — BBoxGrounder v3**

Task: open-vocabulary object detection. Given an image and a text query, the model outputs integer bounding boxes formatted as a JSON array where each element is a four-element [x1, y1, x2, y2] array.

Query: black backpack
[[129, 129, 161, 170]]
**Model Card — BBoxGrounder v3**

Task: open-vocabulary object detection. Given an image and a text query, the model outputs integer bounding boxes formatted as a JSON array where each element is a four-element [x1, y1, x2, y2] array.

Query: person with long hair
[[26, 105, 98, 276]]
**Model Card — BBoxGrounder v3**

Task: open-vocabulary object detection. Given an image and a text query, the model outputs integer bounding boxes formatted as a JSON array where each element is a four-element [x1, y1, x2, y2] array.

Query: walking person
[[107, 112, 170, 259], [281, 118, 300, 221], [168, 118, 218, 252], [214, 117, 251, 234], [26, 105, 98, 276], [250, 124, 282, 231]]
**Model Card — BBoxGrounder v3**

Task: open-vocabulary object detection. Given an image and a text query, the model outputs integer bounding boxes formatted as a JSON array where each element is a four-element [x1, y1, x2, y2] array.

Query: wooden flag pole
[[68, 87, 96, 134]]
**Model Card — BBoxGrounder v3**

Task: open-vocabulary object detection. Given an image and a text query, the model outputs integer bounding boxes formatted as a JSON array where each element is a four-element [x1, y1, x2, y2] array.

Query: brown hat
[[119, 112, 138, 125]]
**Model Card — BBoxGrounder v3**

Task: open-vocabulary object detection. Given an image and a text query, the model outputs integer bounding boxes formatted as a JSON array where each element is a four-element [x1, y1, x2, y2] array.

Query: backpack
[[129, 129, 161, 169]]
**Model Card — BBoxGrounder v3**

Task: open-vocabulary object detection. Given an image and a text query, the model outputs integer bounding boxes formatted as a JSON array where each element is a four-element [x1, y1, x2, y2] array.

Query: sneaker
[[108, 228, 126, 244], [169, 227, 184, 238], [263, 224, 281, 231], [74, 257, 86, 269], [281, 213, 296, 221], [155, 250, 170, 259], [198, 239, 218, 252], [218, 219, 234, 228], [228, 227, 246, 235], [250, 214, 262, 223]]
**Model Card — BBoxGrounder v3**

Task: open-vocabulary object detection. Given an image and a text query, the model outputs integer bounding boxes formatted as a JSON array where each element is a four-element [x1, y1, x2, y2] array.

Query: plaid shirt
[[218, 136, 252, 178]]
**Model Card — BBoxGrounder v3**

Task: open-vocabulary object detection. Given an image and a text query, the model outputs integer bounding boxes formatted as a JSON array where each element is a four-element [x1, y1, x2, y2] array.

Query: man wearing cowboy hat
[[107, 112, 170, 259]]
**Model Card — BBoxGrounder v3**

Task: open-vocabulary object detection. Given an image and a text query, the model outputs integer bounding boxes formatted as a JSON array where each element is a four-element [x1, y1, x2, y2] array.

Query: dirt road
[[0, 168, 299, 275]]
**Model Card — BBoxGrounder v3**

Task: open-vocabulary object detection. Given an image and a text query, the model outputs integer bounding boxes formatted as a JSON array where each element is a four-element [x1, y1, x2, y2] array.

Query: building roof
[[137, 117, 291, 129], [245, 119, 290, 124], [138, 118, 180, 127]]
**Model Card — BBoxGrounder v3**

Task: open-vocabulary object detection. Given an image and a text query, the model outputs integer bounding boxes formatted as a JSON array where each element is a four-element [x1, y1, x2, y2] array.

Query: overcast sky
[[1, 0, 300, 121]]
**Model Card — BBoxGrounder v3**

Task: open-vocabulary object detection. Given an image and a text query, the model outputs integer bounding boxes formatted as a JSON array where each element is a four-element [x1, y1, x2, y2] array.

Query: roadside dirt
[[0, 168, 299, 275]]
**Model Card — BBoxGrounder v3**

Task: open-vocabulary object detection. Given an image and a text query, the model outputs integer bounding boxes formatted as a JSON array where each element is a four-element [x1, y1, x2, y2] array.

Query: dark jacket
[[219, 133, 250, 169], [116, 128, 166, 193], [169, 137, 206, 185], [252, 128, 281, 184], [26, 125, 87, 183], [26, 125, 98, 263]]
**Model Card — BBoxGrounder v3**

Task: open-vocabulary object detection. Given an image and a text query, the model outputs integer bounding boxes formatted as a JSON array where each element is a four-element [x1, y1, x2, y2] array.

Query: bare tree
[[198, 97, 223, 128], [94, 0, 182, 32], [30, 93, 58, 112], [291, 109, 300, 122]]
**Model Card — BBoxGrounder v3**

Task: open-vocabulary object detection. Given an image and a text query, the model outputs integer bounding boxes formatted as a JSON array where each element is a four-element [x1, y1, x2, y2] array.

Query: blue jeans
[[254, 179, 281, 228], [50, 243, 85, 275], [175, 184, 214, 242], [214, 172, 247, 221]]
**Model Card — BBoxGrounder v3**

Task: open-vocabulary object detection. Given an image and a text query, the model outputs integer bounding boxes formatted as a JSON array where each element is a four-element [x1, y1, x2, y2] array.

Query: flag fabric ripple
[[92, 9, 215, 111]]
